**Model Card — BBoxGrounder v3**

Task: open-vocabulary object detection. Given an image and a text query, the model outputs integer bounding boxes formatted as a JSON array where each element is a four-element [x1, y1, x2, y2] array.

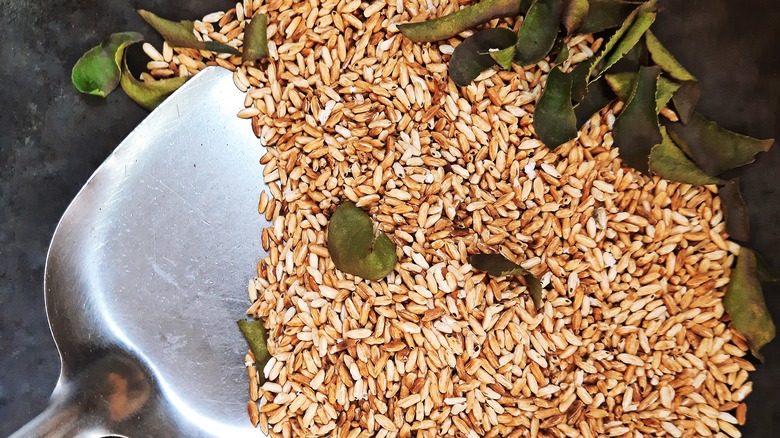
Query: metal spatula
[[11, 67, 267, 438]]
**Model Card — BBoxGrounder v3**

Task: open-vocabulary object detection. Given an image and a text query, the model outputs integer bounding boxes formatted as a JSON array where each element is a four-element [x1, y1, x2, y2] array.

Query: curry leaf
[[756, 252, 778, 283], [613, 65, 662, 173], [72, 32, 144, 97], [469, 253, 543, 308], [138, 10, 240, 55], [667, 112, 774, 176], [649, 128, 723, 186], [605, 71, 680, 113], [578, 0, 640, 34], [119, 51, 188, 110], [491, 45, 517, 70], [671, 81, 701, 125], [562, 0, 589, 34], [327, 202, 397, 280], [242, 13, 269, 63], [644, 30, 696, 82], [514, 0, 564, 66], [535, 67, 577, 148], [596, 0, 656, 77], [449, 28, 517, 86], [574, 76, 614, 127], [723, 247, 775, 362], [237, 319, 271, 383], [397, 0, 524, 43], [721, 178, 751, 242]]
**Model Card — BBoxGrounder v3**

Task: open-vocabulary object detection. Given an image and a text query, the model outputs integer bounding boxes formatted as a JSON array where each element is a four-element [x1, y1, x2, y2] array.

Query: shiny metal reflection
[[12, 67, 268, 437]]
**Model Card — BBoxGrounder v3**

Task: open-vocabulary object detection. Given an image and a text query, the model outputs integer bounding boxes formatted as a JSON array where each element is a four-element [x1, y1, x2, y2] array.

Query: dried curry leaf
[[119, 51, 188, 110], [756, 252, 778, 283], [721, 178, 751, 242], [667, 112, 775, 176], [723, 247, 776, 362], [449, 28, 517, 86], [469, 253, 543, 308], [535, 67, 578, 148], [649, 127, 723, 186], [72, 32, 144, 97], [242, 13, 268, 63], [613, 65, 662, 174], [577, 0, 640, 34], [605, 71, 680, 113], [397, 0, 523, 43], [237, 319, 271, 383], [138, 10, 240, 55], [327, 202, 397, 280], [644, 30, 696, 82], [562, 0, 590, 34], [514, 0, 564, 66]]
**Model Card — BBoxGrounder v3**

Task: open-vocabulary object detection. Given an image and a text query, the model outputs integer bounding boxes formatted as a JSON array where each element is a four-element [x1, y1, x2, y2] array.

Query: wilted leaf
[[578, 0, 638, 34], [570, 56, 597, 102], [574, 76, 614, 127], [491, 45, 516, 69], [671, 80, 700, 125], [605, 71, 680, 113], [667, 112, 775, 176], [119, 52, 188, 110], [469, 253, 543, 308], [514, 0, 564, 65], [644, 30, 696, 82], [613, 65, 662, 173], [327, 202, 397, 280], [72, 32, 144, 97], [397, 0, 523, 43], [756, 252, 778, 283], [721, 179, 750, 242], [242, 13, 268, 63], [723, 247, 776, 361], [138, 10, 240, 55], [237, 319, 271, 383], [562, 0, 589, 34], [649, 128, 723, 185], [449, 28, 517, 86], [553, 44, 570, 65], [535, 67, 577, 148]]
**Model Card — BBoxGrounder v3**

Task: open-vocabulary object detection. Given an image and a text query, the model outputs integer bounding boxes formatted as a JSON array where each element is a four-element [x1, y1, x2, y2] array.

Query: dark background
[[0, 0, 777, 436]]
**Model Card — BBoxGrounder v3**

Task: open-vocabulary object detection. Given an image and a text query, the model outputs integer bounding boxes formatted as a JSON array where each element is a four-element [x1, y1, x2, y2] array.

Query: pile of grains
[[143, 1, 754, 437]]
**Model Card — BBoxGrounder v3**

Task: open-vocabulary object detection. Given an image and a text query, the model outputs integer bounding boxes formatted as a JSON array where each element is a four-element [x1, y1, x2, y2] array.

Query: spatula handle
[[9, 353, 152, 438]]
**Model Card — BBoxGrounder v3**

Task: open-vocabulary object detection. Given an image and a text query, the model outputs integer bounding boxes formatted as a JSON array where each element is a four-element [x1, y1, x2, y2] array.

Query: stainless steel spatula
[[12, 67, 267, 438]]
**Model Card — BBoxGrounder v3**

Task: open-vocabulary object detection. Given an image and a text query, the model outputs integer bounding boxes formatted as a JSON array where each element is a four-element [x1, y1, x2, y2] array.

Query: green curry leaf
[[562, 0, 590, 34], [721, 178, 751, 242], [605, 71, 680, 113], [649, 127, 723, 186], [613, 65, 662, 174], [119, 51, 188, 110], [242, 13, 269, 63], [578, 0, 639, 34], [535, 67, 578, 148], [469, 253, 543, 308], [327, 202, 397, 280], [724, 247, 776, 362], [397, 0, 524, 43], [237, 319, 271, 383], [667, 112, 774, 176], [138, 10, 240, 55], [449, 28, 518, 86], [514, 0, 565, 66], [72, 32, 144, 97]]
